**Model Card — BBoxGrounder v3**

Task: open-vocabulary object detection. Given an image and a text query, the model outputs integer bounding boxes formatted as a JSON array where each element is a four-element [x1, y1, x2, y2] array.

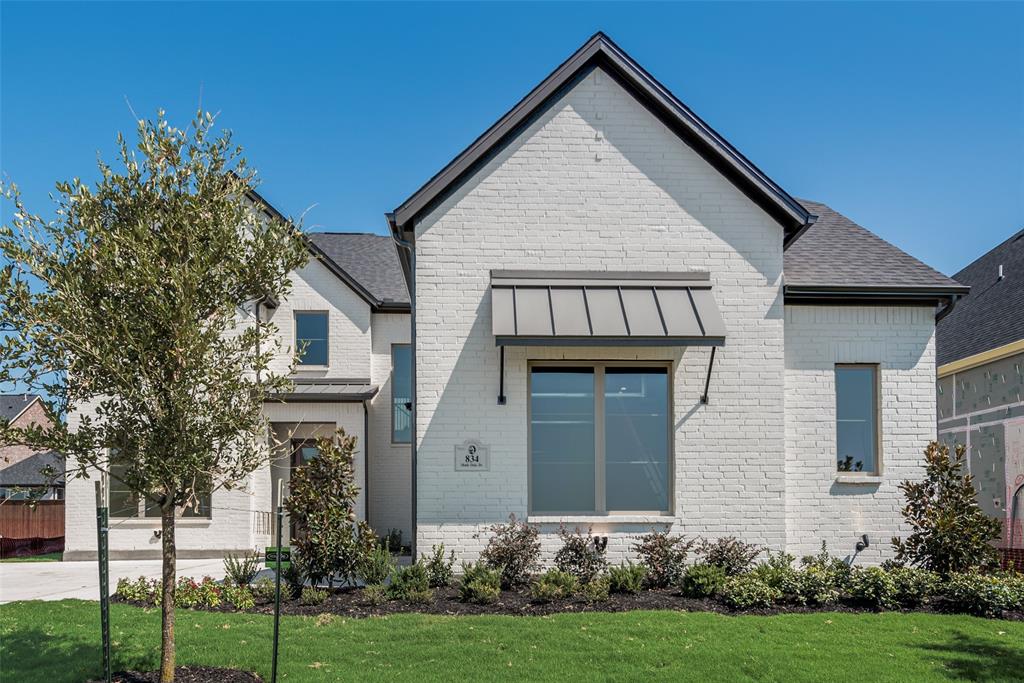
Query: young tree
[[891, 441, 1002, 575], [0, 110, 308, 682]]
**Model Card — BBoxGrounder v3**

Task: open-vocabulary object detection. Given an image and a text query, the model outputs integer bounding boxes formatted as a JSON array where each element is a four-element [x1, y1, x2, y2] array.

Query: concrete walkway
[[0, 558, 227, 603]]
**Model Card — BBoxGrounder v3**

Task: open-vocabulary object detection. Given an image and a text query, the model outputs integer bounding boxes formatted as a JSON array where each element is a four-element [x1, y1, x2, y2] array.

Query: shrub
[[286, 430, 378, 587], [679, 563, 727, 598], [608, 562, 647, 594], [281, 557, 307, 595], [300, 587, 328, 606], [252, 577, 293, 604], [944, 571, 1023, 617], [719, 574, 782, 609], [359, 544, 394, 586], [116, 576, 157, 604], [223, 549, 262, 587], [792, 565, 841, 606], [892, 442, 1002, 575], [750, 552, 798, 595], [697, 537, 762, 576], [554, 527, 607, 584], [633, 531, 696, 588], [422, 544, 456, 588], [582, 575, 611, 603], [387, 562, 431, 601], [889, 567, 939, 608], [459, 562, 502, 605], [222, 584, 255, 611], [849, 566, 898, 610], [405, 588, 434, 605], [196, 576, 223, 608], [530, 568, 579, 603], [175, 577, 202, 608], [361, 583, 388, 606], [479, 514, 541, 589]]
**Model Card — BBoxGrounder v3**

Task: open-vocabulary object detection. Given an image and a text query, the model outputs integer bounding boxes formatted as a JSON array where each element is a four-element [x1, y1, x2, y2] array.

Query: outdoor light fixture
[[855, 534, 870, 552]]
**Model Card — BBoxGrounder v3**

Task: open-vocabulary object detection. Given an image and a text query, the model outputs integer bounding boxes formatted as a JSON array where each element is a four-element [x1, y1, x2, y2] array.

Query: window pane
[[604, 368, 670, 511], [295, 312, 328, 365], [392, 345, 412, 443], [108, 456, 139, 518], [836, 366, 877, 473], [530, 368, 595, 513]]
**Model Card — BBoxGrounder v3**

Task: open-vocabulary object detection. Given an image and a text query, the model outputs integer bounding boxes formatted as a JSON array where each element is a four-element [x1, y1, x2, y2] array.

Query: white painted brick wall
[[413, 67, 788, 562], [785, 305, 936, 563]]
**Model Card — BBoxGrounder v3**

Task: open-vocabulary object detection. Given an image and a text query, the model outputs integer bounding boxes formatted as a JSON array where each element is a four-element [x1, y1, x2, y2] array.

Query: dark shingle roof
[[785, 200, 965, 291], [936, 229, 1024, 366], [0, 394, 40, 424], [307, 233, 410, 307], [0, 450, 64, 487]]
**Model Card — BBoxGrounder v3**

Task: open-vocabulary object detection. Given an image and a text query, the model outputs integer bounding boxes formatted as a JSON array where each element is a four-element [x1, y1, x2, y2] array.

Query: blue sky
[[2, 1, 1022, 276]]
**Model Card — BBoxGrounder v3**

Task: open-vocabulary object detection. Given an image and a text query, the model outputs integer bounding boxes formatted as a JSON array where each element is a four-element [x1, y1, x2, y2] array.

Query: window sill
[[834, 474, 883, 485], [528, 514, 673, 525]]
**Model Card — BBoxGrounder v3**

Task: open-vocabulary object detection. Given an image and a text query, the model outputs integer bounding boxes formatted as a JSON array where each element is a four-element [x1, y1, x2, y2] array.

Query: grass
[[1, 600, 1022, 682], [0, 552, 62, 563]]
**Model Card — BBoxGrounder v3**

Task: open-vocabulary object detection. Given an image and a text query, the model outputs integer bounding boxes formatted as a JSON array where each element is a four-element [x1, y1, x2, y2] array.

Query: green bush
[[679, 563, 727, 598], [222, 584, 255, 610], [750, 552, 799, 595], [582, 575, 611, 603], [608, 562, 647, 594], [633, 531, 696, 588], [889, 567, 939, 608], [174, 577, 202, 608], [554, 527, 607, 584], [421, 544, 456, 588], [944, 571, 1023, 617], [361, 583, 388, 606], [720, 574, 782, 609], [387, 562, 431, 601], [530, 568, 579, 603], [849, 566, 898, 610], [405, 588, 434, 605], [480, 514, 541, 589], [793, 565, 841, 606], [359, 544, 394, 586], [223, 549, 262, 587], [892, 442, 1002, 575], [698, 537, 762, 576], [459, 562, 502, 604], [115, 576, 157, 603], [300, 587, 328, 606], [252, 577, 293, 604]]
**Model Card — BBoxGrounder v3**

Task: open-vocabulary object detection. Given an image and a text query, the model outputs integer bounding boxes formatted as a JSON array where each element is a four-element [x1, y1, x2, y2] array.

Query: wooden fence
[[0, 500, 65, 539]]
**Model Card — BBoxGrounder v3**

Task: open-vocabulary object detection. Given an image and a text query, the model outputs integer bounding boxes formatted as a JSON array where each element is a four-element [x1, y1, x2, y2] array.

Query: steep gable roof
[[936, 228, 1024, 365], [0, 394, 41, 425], [785, 200, 967, 302], [307, 233, 409, 307], [390, 32, 815, 241]]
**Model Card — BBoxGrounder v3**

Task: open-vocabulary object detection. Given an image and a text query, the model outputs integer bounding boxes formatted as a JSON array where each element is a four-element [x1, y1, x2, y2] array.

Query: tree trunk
[[159, 502, 176, 683]]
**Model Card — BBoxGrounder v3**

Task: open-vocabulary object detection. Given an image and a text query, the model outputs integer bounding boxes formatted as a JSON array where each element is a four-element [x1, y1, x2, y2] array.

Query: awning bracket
[[700, 346, 716, 405], [497, 345, 507, 405]]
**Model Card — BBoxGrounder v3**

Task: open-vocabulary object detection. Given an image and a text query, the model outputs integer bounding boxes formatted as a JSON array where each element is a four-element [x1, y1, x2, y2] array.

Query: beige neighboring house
[[0, 394, 64, 501]]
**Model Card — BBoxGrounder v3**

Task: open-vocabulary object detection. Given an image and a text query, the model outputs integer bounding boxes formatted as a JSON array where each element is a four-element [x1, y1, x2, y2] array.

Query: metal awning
[[268, 378, 379, 403], [491, 271, 726, 346]]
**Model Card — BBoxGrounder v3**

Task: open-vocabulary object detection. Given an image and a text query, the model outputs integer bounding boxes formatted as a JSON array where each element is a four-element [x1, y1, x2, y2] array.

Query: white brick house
[[64, 33, 966, 564], [386, 33, 966, 565]]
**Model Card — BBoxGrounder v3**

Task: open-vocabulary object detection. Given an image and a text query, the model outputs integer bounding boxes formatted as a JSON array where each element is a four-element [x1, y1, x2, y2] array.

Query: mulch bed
[[90, 666, 261, 682], [115, 587, 1023, 621]]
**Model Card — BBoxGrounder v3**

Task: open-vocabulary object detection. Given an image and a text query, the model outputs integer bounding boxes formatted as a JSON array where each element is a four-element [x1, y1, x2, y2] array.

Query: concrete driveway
[[0, 558, 227, 603]]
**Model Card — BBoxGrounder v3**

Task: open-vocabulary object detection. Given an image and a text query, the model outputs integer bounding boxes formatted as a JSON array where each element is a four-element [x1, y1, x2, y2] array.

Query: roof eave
[[784, 284, 970, 306]]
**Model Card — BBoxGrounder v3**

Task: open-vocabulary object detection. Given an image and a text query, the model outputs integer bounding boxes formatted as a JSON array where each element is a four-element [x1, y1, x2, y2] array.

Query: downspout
[[935, 294, 962, 323], [391, 226, 416, 559]]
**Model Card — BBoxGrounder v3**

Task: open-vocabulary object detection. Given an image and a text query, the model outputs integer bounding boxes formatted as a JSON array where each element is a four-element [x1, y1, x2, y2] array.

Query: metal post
[[95, 480, 111, 683], [271, 480, 284, 683]]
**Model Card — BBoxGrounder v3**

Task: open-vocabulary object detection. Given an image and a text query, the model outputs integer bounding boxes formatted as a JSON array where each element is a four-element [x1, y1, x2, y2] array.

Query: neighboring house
[[387, 33, 964, 565], [62, 225, 412, 560], [936, 229, 1024, 564], [0, 394, 64, 500], [63, 33, 965, 564]]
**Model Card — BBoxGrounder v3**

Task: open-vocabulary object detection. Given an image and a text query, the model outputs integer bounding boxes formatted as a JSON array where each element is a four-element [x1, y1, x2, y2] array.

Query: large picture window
[[391, 344, 412, 443], [109, 454, 211, 519], [835, 364, 880, 474], [529, 363, 671, 515], [295, 311, 329, 366]]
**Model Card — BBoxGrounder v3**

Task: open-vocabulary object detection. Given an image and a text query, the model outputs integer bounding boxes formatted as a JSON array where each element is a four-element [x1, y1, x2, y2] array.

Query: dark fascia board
[[244, 186, 407, 313], [387, 212, 414, 292], [784, 284, 970, 307], [496, 336, 725, 347], [391, 32, 816, 241]]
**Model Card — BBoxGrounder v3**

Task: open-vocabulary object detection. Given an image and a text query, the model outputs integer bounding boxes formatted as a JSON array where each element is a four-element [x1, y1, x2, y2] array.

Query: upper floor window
[[835, 364, 880, 474], [392, 344, 412, 443], [295, 311, 329, 366]]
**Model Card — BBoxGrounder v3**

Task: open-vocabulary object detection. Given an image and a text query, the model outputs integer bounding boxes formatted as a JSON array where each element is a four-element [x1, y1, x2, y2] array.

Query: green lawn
[[1, 600, 1022, 682], [0, 552, 62, 563]]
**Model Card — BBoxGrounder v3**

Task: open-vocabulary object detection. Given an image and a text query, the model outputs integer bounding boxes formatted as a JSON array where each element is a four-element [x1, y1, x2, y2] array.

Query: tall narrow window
[[835, 365, 880, 474], [391, 344, 412, 443], [529, 364, 671, 515], [108, 455, 140, 518], [295, 311, 329, 366]]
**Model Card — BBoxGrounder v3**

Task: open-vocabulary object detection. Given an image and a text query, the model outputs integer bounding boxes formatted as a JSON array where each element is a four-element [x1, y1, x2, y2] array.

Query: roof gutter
[[934, 292, 962, 323]]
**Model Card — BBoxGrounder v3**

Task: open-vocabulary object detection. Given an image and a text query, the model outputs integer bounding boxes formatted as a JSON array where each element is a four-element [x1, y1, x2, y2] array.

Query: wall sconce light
[[855, 534, 870, 552]]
